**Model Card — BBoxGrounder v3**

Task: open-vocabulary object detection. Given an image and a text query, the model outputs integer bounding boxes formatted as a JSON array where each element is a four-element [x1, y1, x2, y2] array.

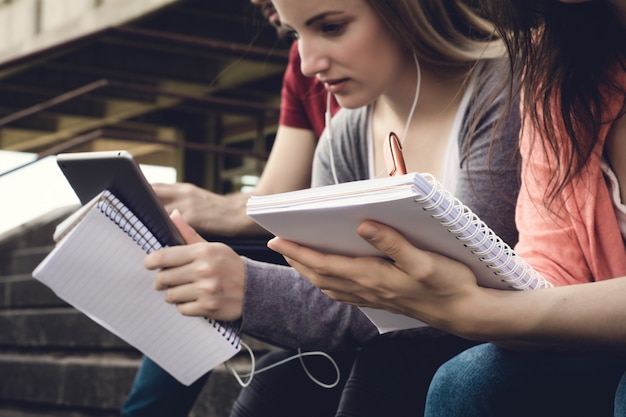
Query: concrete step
[[0, 206, 73, 277], [1, 246, 54, 277], [0, 352, 249, 417], [0, 406, 119, 417], [0, 274, 68, 309], [0, 352, 139, 412], [0, 308, 130, 350]]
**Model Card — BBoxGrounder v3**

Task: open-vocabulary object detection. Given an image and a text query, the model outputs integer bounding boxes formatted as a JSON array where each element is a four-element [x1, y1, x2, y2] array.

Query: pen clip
[[383, 131, 407, 176]]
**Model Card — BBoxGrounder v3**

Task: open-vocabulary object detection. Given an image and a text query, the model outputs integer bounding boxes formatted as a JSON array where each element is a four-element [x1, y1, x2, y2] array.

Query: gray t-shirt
[[241, 60, 520, 351]]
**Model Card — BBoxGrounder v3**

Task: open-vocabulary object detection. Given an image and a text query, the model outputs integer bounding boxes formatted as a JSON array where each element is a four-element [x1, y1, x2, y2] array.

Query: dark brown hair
[[481, 0, 626, 205]]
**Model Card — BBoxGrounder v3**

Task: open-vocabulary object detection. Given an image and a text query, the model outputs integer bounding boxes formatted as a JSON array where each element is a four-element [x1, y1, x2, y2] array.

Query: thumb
[[357, 220, 423, 268], [170, 209, 204, 244]]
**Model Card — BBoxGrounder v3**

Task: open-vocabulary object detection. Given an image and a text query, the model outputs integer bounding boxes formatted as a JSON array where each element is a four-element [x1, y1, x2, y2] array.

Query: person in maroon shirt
[[121, 1, 346, 416], [150, 42, 339, 239]]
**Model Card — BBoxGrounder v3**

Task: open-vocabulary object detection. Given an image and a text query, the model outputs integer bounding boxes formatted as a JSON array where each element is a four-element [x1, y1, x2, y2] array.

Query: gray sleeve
[[240, 258, 379, 351], [238, 107, 381, 352], [455, 60, 521, 247], [312, 107, 371, 187]]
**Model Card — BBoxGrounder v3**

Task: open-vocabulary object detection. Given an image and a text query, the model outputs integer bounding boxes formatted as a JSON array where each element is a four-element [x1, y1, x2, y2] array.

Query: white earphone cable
[[326, 54, 421, 183], [225, 341, 341, 389], [401, 54, 421, 146], [326, 91, 340, 184]]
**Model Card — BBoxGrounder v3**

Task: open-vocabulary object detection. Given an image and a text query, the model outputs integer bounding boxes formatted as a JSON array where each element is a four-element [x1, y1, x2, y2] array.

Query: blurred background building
[[0, 0, 290, 415]]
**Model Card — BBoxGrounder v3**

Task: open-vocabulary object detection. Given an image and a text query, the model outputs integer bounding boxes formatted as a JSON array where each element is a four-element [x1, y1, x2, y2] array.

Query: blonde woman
[[146, 1, 519, 415]]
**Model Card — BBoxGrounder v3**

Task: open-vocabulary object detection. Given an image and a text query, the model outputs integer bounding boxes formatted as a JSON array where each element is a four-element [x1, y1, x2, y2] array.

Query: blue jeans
[[425, 343, 626, 417], [121, 356, 209, 417], [615, 373, 626, 417]]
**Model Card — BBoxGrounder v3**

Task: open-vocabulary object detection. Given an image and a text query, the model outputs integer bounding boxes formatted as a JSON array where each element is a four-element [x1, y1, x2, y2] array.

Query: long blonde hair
[[367, 0, 504, 67]]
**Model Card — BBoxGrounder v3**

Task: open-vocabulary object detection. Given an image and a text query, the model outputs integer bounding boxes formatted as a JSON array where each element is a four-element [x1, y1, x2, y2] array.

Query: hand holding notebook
[[247, 172, 551, 333], [33, 190, 241, 385]]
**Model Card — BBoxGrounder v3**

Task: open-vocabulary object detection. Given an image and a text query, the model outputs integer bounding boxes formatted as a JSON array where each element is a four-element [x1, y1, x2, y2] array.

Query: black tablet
[[56, 150, 184, 246]]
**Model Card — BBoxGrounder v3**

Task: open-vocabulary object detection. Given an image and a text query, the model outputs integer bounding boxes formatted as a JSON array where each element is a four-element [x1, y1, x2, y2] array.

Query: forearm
[[222, 126, 317, 237], [439, 279, 626, 349], [153, 182, 270, 238], [240, 258, 379, 351], [199, 192, 269, 238]]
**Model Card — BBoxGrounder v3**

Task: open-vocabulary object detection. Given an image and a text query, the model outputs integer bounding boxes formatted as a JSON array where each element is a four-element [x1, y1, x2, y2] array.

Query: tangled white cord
[[224, 342, 341, 389]]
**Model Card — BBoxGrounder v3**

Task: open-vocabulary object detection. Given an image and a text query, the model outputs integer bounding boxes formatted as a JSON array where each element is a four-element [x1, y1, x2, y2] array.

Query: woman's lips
[[323, 79, 350, 94]]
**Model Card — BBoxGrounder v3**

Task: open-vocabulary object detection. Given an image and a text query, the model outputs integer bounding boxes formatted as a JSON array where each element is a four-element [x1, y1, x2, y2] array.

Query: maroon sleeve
[[279, 42, 340, 138]]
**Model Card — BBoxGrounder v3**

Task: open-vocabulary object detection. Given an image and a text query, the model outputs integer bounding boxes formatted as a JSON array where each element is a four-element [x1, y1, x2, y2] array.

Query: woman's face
[[272, 0, 411, 109]]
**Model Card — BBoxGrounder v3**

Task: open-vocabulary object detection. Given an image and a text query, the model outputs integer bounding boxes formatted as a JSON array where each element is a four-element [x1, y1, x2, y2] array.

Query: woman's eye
[[321, 22, 346, 36]]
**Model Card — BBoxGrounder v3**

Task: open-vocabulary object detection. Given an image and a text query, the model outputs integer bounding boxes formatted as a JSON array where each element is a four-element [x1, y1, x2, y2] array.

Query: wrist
[[433, 288, 507, 341], [450, 288, 538, 341], [198, 192, 255, 237]]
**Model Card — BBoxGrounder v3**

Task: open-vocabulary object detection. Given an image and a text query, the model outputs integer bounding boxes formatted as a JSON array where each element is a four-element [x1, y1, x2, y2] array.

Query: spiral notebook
[[33, 190, 241, 385], [247, 172, 552, 333]]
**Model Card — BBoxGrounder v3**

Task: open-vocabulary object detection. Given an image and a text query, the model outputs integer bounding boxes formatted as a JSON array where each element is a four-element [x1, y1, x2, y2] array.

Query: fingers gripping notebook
[[247, 172, 551, 333], [33, 190, 240, 385]]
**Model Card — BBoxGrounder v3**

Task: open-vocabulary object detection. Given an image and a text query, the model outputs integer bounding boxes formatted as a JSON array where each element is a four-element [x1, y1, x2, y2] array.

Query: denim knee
[[426, 343, 626, 417], [615, 372, 626, 417], [425, 343, 495, 417]]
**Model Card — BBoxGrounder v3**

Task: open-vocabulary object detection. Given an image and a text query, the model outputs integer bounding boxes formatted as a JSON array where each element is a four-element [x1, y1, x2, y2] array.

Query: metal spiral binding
[[98, 191, 162, 253], [413, 174, 552, 290], [208, 318, 242, 348]]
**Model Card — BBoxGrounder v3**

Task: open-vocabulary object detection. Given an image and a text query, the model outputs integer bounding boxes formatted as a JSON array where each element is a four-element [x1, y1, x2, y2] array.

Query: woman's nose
[[298, 38, 330, 79]]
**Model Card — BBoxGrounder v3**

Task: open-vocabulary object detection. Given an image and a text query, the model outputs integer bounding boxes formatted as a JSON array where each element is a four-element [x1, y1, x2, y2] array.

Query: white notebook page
[[33, 202, 239, 385]]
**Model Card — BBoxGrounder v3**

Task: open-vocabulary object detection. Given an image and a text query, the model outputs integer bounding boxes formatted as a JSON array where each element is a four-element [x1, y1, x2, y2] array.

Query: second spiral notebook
[[33, 190, 241, 385], [247, 172, 552, 333]]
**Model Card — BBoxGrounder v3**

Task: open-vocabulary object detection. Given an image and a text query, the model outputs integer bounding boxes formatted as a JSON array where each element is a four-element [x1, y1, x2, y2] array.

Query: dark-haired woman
[[270, 1, 626, 415]]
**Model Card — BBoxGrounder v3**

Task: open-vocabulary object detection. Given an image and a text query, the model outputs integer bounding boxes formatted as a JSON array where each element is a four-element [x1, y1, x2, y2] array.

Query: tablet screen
[[56, 150, 184, 246]]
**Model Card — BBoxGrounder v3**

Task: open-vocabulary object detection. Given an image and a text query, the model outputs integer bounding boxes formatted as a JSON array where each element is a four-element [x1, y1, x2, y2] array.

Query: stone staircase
[[0, 207, 274, 417]]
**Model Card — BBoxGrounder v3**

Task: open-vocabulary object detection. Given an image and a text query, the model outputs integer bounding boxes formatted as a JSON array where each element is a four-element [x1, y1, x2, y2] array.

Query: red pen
[[383, 131, 407, 176]]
